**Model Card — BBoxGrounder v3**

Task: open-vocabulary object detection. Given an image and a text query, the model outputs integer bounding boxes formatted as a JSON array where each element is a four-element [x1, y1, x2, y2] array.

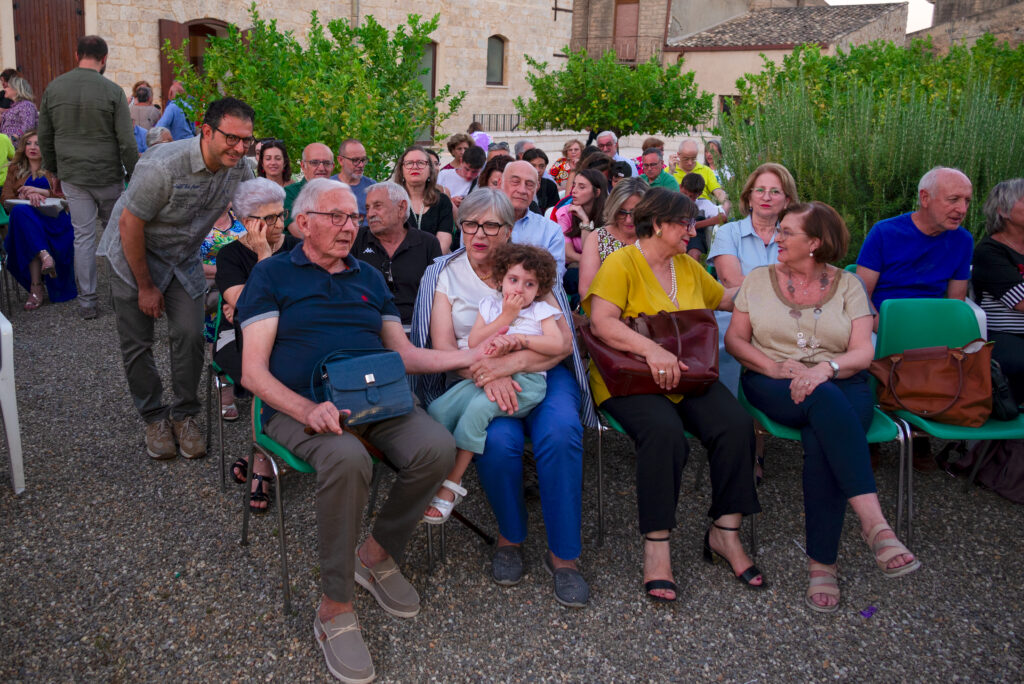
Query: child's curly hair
[[491, 243, 557, 298]]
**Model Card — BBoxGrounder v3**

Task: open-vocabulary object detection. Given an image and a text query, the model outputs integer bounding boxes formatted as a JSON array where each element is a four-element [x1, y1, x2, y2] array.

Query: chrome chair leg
[[268, 456, 290, 614], [596, 424, 605, 547]]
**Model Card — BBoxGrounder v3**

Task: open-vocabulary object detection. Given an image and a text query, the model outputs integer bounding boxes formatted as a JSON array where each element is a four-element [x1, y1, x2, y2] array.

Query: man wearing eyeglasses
[[641, 148, 679, 192], [98, 97, 255, 462], [238, 178, 489, 683], [595, 130, 637, 177], [352, 182, 441, 325], [670, 139, 731, 215], [330, 138, 376, 223], [284, 142, 335, 229]]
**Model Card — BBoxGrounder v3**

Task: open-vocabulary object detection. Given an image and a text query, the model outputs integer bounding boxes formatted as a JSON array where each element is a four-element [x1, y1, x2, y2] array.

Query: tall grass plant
[[719, 77, 1024, 263]]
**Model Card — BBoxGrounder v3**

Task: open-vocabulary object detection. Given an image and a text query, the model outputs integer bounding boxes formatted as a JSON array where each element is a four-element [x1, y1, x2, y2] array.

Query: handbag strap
[[887, 351, 965, 417], [668, 311, 683, 358]]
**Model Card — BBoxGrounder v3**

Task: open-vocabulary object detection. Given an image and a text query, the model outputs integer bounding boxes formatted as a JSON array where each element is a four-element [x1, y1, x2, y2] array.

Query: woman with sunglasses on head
[[577, 176, 649, 297], [257, 140, 293, 188], [583, 187, 763, 603], [212, 178, 298, 512], [726, 202, 919, 614], [393, 145, 456, 253]]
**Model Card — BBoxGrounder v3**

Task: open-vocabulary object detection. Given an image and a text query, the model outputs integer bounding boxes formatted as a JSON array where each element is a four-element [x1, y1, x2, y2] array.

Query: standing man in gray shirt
[[37, 35, 139, 320], [98, 97, 255, 461]]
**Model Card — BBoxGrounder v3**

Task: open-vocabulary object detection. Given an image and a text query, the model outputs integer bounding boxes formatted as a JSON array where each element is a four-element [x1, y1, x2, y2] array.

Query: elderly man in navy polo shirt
[[237, 178, 489, 683]]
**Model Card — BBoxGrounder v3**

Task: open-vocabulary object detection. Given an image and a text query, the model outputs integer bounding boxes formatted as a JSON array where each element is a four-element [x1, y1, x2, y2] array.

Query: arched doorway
[[158, 18, 231, 104]]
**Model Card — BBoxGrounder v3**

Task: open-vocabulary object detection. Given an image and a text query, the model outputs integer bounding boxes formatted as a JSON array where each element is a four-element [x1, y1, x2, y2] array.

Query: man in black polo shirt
[[353, 182, 441, 326], [238, 178, 492, 683]]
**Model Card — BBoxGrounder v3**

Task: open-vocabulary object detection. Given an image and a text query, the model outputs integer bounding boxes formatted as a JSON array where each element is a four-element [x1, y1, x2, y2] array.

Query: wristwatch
[[827, 360, 840, 379]]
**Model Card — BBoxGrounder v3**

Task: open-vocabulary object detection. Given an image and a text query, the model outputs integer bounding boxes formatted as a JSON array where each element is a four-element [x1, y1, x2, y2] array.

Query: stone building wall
[[836, 5, 910, 47], [908, 2, 1024, 49], [0, 0, 572, 141]]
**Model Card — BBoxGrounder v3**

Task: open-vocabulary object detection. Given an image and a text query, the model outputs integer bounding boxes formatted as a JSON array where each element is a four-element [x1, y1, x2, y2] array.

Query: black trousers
[[602, 382, 760, 535]]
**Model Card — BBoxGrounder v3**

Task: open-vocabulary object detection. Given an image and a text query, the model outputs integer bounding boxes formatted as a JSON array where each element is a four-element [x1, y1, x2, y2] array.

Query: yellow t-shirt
[[672, 161, 721, 202], [734, 265, 872, 365], [582, 245, 724, 405]]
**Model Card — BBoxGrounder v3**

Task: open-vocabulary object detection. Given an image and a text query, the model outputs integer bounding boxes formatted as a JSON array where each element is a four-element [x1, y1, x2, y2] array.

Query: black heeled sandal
[[703, 522, 767, 590], [249, 473, 275, 515], [642, 534, 678, 603], [231, 456, 249, 484]]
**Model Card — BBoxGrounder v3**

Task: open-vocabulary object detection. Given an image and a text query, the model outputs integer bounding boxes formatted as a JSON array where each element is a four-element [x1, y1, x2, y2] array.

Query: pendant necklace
[[785, 266, 830, 354], [635, 241, 677, 305]]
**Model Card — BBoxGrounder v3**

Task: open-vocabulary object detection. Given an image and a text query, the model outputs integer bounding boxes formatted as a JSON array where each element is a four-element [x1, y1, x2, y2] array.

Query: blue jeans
[[474, 364, 583, 560], [741, 370, 877, 564]]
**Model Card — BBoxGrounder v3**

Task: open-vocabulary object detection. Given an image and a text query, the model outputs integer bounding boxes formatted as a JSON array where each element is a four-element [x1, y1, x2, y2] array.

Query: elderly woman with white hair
[[0, 75, 38, 145], [973, 178, 1024, 403], [212, 177, 295, 510]]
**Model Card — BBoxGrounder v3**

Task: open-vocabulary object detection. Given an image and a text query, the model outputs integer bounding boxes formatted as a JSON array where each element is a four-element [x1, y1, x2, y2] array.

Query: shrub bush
[[720, 36, 1024, 263]]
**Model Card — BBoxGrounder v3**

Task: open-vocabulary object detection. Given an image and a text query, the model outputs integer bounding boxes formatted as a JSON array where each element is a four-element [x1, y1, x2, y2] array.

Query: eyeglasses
[[778, 228, 806, 239], [212, 126, 256, 149], [460, 220, 506, 236], [641, 162, 662, 169], [753, 187, 785, 198], [403, 160, 430, 169], [248, 211, 288, 224], [304, 159, 334, 168], [381, 258, 397, 293], [307, 211, 360, 227], [341, 156, 369, 166], [678, 155, 698, 163], [597, 141, 615, 150], [616, 209, 634, 218]]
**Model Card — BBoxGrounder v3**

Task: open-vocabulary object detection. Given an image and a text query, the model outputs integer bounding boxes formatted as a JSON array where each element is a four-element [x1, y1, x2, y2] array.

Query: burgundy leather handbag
[[579, 309, 719, 397]]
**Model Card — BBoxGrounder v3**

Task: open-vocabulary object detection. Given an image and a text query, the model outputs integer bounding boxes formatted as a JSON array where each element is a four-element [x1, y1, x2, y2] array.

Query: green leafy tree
[[720, 35, 1024, 261], [514, 48, 713, 137], [164, 3, 464, 180]]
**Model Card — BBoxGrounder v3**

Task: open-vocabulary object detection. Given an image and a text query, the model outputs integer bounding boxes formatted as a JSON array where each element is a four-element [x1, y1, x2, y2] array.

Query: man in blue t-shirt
[[856, 166, 974, 321], [237, 178, 487, 683]]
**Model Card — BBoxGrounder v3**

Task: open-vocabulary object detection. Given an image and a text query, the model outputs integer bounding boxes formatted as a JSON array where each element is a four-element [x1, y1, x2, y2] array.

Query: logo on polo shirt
[[363, 247, 375, 254]]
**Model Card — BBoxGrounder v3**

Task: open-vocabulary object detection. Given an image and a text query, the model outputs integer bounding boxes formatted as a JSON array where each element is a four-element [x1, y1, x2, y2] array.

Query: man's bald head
[[678, 139, 699, 173], [916, 166, 973, 234], [300, 143, 335, 179]]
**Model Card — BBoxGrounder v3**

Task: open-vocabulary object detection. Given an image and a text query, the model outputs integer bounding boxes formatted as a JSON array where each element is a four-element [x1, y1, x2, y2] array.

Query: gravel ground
[[1, 279, 1022, 682]]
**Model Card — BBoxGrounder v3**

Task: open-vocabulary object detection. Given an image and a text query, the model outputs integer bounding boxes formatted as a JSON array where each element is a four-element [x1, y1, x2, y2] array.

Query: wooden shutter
[[12, 0, 84, 96], [158, 18, 189, 104], [613, 0, 639, 62]]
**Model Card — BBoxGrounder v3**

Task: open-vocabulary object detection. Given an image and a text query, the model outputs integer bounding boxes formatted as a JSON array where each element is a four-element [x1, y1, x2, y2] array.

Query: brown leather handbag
[[579, 309, 719, 397], [869, 339, 994, 427]]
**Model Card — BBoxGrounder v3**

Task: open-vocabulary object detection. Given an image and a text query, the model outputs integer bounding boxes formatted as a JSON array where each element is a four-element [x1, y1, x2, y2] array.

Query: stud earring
[[656, 229, 663, 237]]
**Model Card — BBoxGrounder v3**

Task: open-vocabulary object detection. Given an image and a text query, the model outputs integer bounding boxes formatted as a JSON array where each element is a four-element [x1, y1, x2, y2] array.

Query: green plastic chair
[[241, 396, 316, 614], [205, 295, 237, 491], [875, 298, 1024, 505], [736, 381, 911, 543], [844, 263, 857, 274]]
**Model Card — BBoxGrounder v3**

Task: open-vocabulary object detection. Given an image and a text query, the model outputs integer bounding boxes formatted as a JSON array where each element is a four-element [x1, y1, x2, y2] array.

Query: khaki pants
[[265, 407, 454, 602], [62, 181, 123, 307], [110, 274, 204, 423]]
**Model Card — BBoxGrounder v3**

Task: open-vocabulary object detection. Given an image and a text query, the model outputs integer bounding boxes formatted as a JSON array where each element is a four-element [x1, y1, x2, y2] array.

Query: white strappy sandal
[[422, 479, 467, 525]]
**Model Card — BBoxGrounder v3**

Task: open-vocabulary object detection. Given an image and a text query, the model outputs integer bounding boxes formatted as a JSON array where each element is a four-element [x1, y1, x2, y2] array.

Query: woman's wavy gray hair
[[7, 75, 34, 102], [232, 177, 287, 218], [983, 178, 1024, 236], [458, 188, 515, 228]]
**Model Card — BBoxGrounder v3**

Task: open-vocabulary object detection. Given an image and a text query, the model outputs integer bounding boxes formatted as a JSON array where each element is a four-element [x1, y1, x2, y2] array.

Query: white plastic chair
[[0, 312, 25, 494]]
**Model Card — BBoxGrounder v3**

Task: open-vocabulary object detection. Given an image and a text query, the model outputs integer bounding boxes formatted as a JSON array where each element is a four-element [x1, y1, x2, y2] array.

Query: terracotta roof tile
[[668, 4, 904, 48]]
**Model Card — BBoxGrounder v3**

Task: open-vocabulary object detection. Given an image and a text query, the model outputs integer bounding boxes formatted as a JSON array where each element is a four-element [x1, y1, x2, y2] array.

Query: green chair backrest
[[253, 396, 316, 473], [844, 264, 857, 273], [875, 298, 981, 359]]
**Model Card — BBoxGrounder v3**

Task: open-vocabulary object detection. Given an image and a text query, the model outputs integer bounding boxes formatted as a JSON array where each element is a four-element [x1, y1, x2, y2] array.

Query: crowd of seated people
[[16, 67, 1022, 683]]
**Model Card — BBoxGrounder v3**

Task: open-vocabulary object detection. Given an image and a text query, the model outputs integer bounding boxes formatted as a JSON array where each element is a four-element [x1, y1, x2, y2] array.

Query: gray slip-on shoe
[[313, 612, 376, 683], [543, 554, 590, 608], [491, 545, 524, 586], [354, 553, 420, 618]]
